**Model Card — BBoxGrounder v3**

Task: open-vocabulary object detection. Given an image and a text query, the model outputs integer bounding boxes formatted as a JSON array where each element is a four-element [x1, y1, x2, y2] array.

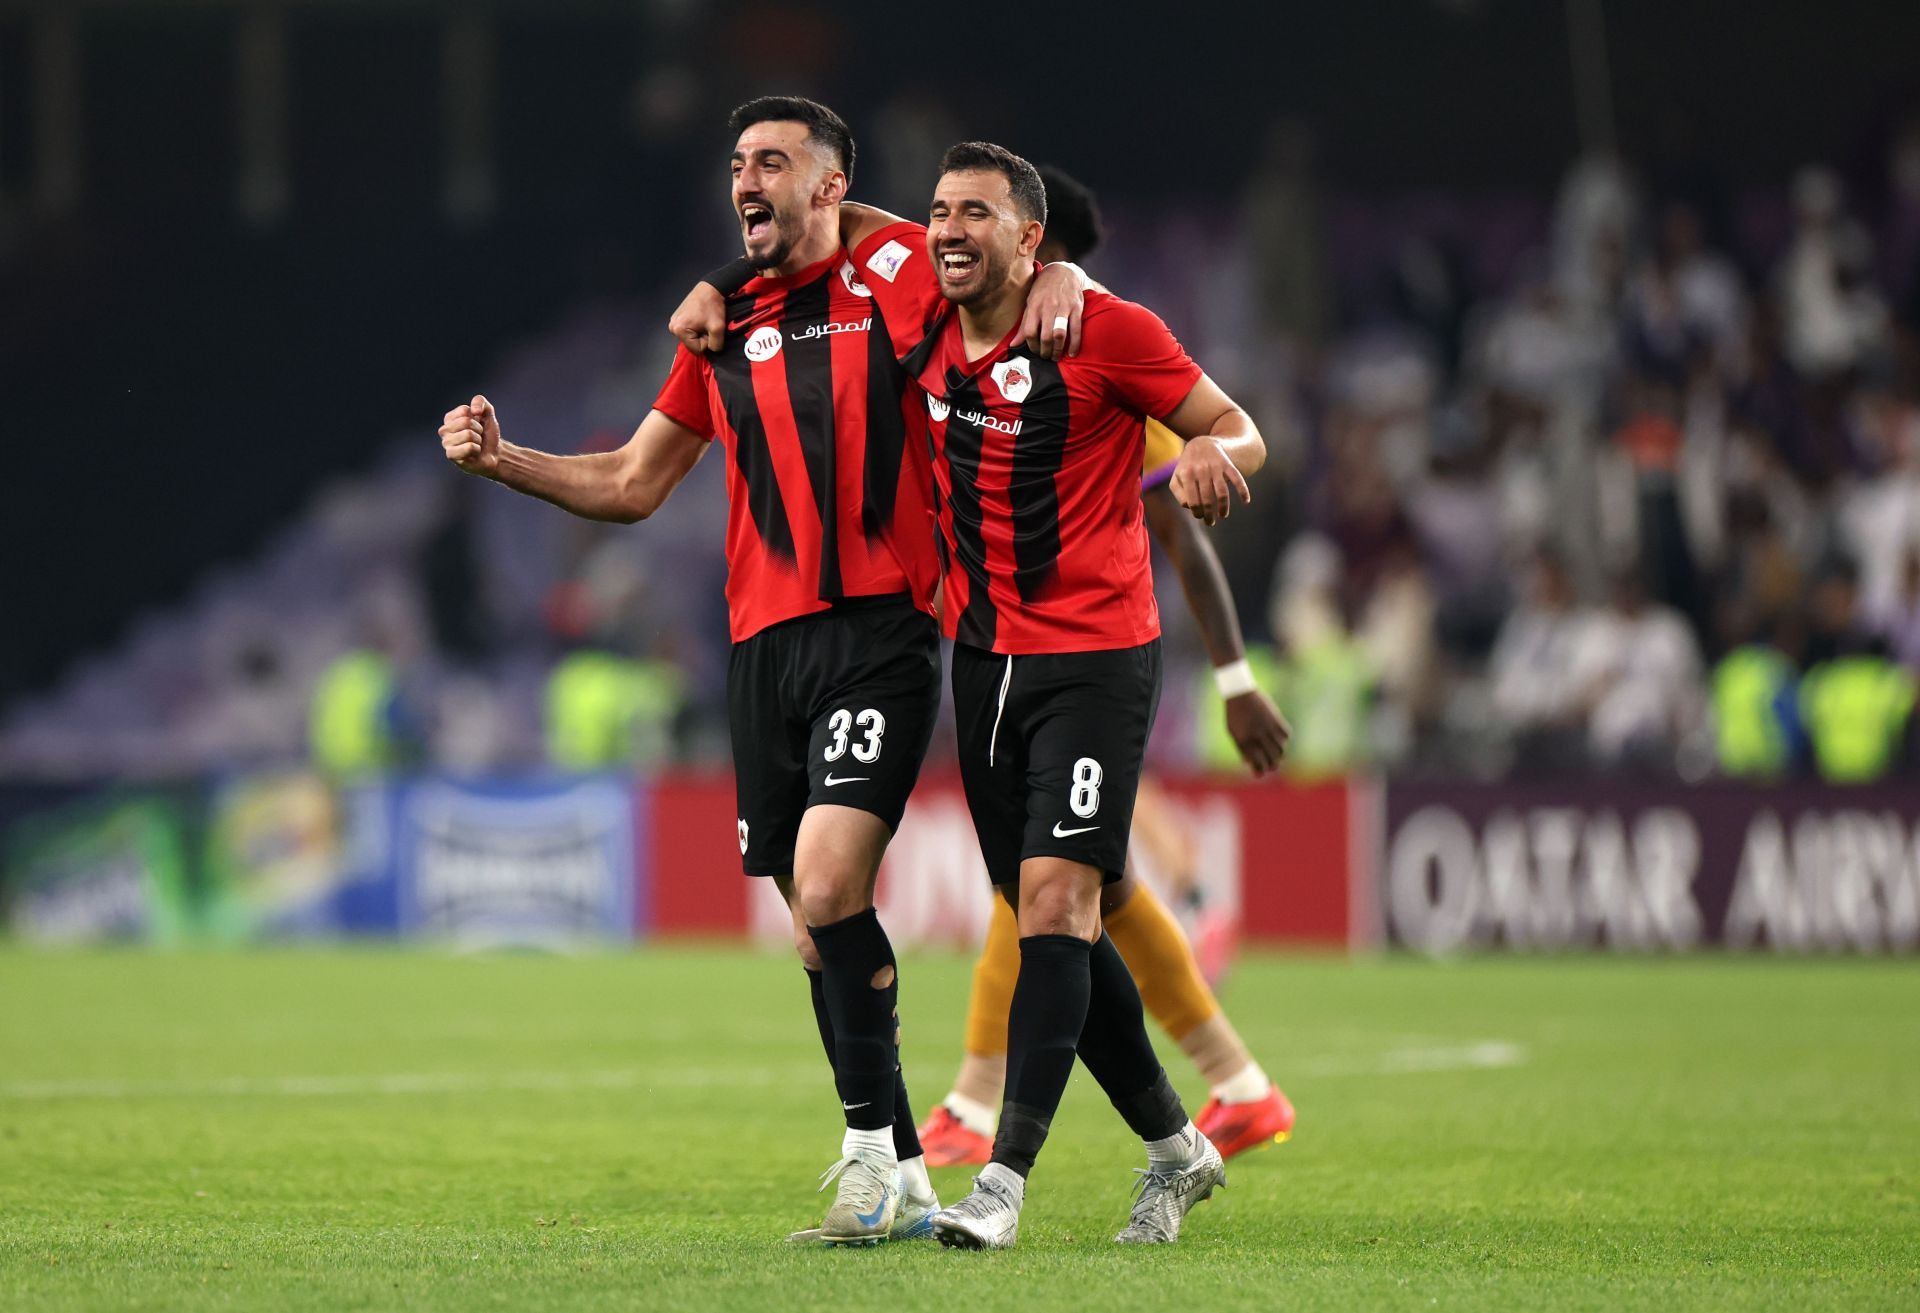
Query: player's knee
[[1018, 864, 1102, 940], [795, 875, 870, 928]]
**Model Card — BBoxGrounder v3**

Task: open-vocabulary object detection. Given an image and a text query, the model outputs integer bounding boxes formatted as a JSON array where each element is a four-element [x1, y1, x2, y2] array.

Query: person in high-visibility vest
[[544, 648, 685, 771], [1192, 644, 1290, 773], [1710, 644, 1799, 779], [1799, 646, 1916, 783], [308, 649, 399, 778]]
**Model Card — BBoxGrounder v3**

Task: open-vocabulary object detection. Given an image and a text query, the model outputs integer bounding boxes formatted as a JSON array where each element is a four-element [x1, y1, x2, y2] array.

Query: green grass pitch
[[1, 947, 1916, 1311]]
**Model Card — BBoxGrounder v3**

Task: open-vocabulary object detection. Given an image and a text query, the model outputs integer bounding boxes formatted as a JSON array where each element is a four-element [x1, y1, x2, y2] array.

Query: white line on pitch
[[0, 1065, 817, 1102], [1295, 1041, 1529, 1078]]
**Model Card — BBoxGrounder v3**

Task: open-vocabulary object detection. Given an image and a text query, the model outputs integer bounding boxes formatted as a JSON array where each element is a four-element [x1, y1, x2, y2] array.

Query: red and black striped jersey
[[852, 223, 1204, 655], [909, 295, 1203, 653], [652, 250, 939, 643]]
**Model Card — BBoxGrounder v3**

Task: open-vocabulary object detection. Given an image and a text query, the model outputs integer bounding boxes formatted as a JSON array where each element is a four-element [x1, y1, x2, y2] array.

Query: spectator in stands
[[1710, 622, 1801, 780], [1838, 399, 1920, 616], [1869, 549, 1920, 670], [1487, 550, 1596, 775], [1803, 559, 1870, 668], [1800, 636, 1917, 783], [1655, 201, 1748, 370], [1266, 535, 1378, 779], [1581, 567, 1706, 773], [1778, 167, 1889, 382]]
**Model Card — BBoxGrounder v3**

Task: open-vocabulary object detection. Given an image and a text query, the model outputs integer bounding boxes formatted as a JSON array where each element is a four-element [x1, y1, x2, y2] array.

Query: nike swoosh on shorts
[[824, 774, 870, 786], [1052, 822, 1099, 837]]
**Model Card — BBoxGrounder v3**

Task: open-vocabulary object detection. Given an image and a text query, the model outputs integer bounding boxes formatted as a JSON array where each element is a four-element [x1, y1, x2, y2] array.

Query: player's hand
[[1225, 690, 1290, 776], [1023, 263, 1088, 360], [440, 394, 501, 477], [1170, 435, 1250, 525], [669, 282, 729, 353]]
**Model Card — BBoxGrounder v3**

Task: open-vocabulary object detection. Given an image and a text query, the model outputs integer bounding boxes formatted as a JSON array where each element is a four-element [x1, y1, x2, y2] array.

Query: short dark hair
[[938, 141, 1046, 224], [1037, 165, 1103, 261], [727, 96, 855, 184]]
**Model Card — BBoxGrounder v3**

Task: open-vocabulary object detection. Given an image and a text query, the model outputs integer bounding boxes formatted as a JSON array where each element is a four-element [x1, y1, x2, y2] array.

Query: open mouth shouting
[[739, 198, 775, 245]]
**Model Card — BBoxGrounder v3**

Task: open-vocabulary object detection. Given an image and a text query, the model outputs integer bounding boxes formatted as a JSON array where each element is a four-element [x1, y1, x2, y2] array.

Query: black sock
[[990, 934, 1092, 1179], [805, 967, 838, 1069], [805, 966, 924, 1159], [890, 1003, 924, 1161], [1079, 931, 1187, 1141], [807, 909, 899, 1134]]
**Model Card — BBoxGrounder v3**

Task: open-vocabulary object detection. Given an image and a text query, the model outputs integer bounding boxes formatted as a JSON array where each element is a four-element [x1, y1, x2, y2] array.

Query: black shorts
[[727, 596, 940, 876], [950, 638, 1162, 886]]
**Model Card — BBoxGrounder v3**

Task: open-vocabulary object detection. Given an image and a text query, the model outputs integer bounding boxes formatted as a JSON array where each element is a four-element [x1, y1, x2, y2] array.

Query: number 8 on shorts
[[1070, 757, 1102, 818]]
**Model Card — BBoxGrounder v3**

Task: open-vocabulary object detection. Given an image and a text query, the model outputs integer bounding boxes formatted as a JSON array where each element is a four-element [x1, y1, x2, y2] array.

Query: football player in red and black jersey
[[836, 144, 1268, 1248], [915, 166, 1297, 1173], [439, 99, 1089, 1247]]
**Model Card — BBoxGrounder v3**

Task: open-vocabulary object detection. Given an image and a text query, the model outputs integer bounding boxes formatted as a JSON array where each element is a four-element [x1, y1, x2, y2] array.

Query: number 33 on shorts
[[824, 708, 887, 763]]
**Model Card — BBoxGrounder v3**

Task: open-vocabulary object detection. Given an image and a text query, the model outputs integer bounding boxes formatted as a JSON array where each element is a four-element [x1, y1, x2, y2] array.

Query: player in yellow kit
[[915, 168, 1298, 1166]]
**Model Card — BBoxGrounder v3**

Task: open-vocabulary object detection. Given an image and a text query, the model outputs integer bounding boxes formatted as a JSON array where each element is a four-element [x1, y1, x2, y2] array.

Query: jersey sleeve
[[1085, 297, 1205, 420], [651, 344, 717, 440], [1141, 418, 1183, 489], [851, 220, 944, 361]]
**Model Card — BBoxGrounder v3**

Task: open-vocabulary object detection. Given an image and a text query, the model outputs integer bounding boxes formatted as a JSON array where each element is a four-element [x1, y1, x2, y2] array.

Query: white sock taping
[[943, 1091, 998, 1137], [1145, 1120, 1202, 1167], [1210, 1061, 1271, 1105], [978, 1160, 1026, 1202], [842, 1125, 896, 1162]]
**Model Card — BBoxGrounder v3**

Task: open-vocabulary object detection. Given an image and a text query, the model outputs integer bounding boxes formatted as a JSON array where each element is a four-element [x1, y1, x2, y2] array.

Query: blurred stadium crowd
[[9, 127, 1919, 788], [2, 6, 1918, 790]]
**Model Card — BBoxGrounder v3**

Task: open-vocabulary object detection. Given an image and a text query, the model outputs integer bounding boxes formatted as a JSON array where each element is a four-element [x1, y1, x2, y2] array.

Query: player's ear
[[1018, 218, 1045, 258], [818, 168, 848, 208]]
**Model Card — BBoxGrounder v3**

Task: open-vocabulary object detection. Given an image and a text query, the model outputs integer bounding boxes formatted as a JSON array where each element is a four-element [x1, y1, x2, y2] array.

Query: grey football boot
[[931, 1165, 1023, 1250], [1114, 1132, 1227, 1243]]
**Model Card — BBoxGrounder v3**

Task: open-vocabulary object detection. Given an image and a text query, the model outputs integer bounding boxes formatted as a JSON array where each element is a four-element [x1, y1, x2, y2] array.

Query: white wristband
[[1213, 658, 1257, 699]]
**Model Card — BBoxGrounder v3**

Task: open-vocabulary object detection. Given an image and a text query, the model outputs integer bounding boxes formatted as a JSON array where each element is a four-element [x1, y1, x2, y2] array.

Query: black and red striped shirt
[[652, 250, 939, 642], [853, 223, 1204, 655]]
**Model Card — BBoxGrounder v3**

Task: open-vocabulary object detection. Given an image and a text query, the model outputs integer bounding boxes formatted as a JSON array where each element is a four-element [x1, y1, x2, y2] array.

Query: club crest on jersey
[[839, 261, 873, 297], [744, 326, 783, 362], [866, 239, 911, 283], [926, 393, 950, 422], [991, 356, 1033, 403]]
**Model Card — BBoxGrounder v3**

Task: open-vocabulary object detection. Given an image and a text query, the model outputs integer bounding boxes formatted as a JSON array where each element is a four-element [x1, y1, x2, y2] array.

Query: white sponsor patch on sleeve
[[865, 239, 911, 283]]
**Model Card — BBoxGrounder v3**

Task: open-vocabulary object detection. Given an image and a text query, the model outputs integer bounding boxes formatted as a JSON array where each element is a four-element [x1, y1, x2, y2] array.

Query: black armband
[[700, 256, 758, 297]]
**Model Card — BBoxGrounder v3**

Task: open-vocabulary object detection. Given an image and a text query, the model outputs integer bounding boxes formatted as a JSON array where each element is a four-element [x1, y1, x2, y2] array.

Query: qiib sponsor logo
[[1382, 782, 1920, 954], [394, 777, 635, 945], [744, 326, 783, 362]]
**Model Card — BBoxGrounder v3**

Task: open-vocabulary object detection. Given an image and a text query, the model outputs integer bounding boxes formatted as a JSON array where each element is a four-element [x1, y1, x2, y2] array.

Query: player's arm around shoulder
[[1161, 371, 1266, 528], [1076, 296, 1266, 524]]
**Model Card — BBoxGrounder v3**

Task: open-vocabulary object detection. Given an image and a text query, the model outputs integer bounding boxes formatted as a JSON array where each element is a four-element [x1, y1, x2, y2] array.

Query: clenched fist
[[440, 394, 501, 476]]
